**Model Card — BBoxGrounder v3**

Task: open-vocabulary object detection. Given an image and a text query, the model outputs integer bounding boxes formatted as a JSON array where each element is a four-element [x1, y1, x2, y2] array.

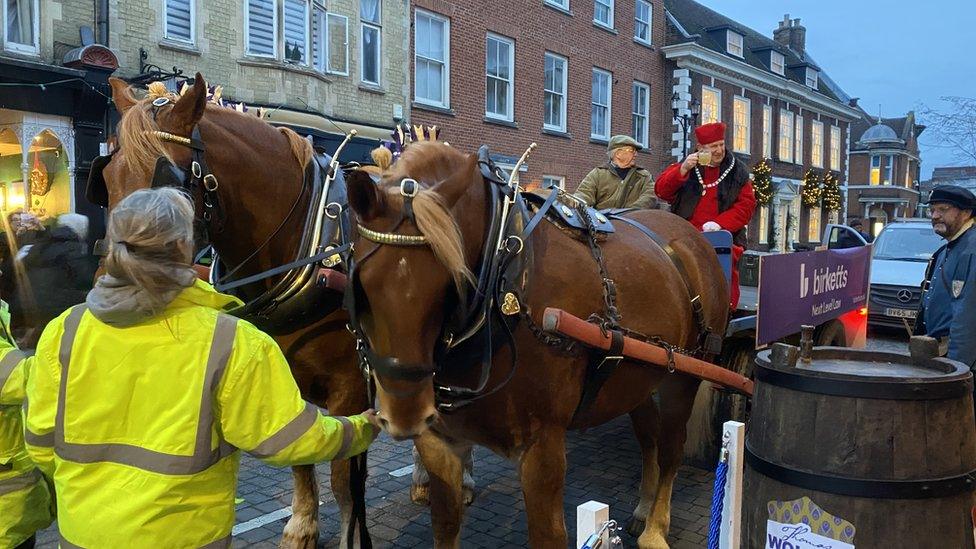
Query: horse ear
[[109, 77, 136, 113], [347, 169, 386, 222], [170, 72, 208, 133]]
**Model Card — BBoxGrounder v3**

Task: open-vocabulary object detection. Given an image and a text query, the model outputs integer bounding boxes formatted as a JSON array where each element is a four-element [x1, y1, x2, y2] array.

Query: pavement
[[34, 330, 907, 548]]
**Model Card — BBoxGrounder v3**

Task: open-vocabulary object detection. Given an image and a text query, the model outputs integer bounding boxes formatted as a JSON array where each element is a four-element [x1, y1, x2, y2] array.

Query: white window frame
[[726, 31, 744, 58], [762, 104, 772, 159], [413, 9, 450, 108], [805, 67, 818, 89], [282, 0, 311, 65], [591, 68, 612, 141], [542, 175, 566, 190], [245, 0, 279, 58], [632, 81, 650, 148], [2, 0, 39, 54], [732, 96, 750, 154], [770, 51, 785, 76], [830, 125, 841, 171], [594, 0, 614, 29], [545, 0, 569, 10], [634, 0, 652, 45], [543, 52, 568, 132], [164, 0, 196, 45], [485, 33, 514, 121], [794, 115, 804, 165], [883, 154, 894, 185], [327, 13, 349, 75], [360, 0, 382, 86], [701, 85, 721, 124], [778, 109, 794, 163], [758, 205, 770, 244], [808, 206, 822, 242], [811, 120, 824, 168]]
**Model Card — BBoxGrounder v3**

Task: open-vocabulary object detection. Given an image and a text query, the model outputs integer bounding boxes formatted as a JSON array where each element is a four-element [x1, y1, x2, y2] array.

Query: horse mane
[[116, 82, 313, 181], [383, 142, 474, 291]]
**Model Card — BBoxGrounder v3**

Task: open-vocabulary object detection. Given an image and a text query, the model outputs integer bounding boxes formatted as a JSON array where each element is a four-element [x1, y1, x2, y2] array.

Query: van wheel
[[816, 320, 847, 347]]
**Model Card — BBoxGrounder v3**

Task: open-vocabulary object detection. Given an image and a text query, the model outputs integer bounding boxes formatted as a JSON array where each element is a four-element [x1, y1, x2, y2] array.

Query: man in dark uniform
[[917, 185, 976, 371]]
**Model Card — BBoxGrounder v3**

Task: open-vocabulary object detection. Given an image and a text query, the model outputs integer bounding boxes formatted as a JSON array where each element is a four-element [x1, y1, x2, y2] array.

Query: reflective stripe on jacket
[[24, 280, 376, 548], [0, 299, 54, 547]]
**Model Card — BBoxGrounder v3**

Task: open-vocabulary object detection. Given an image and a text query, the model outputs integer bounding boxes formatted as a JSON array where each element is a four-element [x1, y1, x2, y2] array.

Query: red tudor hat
[[695, 122, 727, 145]]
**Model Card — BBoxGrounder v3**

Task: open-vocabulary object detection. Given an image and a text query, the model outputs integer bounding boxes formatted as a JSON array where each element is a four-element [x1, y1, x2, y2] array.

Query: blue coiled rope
[[707, 449, 729, 549]]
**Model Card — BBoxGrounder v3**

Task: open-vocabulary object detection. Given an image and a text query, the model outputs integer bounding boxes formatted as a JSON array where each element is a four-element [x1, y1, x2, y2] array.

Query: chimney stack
[[773, 14, 806, 56]]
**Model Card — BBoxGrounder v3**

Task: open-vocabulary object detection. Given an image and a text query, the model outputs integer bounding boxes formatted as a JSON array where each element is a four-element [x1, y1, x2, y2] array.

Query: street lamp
[[672, 92, 701, 158]]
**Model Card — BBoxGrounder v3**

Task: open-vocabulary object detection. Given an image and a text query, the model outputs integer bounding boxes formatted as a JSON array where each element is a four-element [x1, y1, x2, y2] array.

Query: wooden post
[[576, 500, 609, 548], [720, 421, 745, 549]]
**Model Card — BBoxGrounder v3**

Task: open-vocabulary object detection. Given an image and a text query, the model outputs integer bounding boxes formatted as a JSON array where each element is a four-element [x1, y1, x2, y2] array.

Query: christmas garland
[[752, 158, 774, 205], [801, 169, 822, 208], [821, 171, 842, 212]]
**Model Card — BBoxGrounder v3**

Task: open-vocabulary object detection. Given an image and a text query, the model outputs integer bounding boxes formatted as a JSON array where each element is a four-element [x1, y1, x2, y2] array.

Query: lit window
[[414, 10, 449, 106], [770, 51, 785, 76], [778, 110, 794, 163], [632, 81, 650, 148], [360, 0, 382, 85], [830, 126, 841, 171], [905, 161, 912, 188], [805, 68, 818, 89], [762, 105, 772, 159], [811, 121, 824, 168], [759, 206, 770, 244], [544, 53, 567, 132], [591, 68, 612, 140], [3, 0, 38, 53], [164, 0, 194, 44], [634, 0, 651, 45], [594, 0, 614, 28], [794, 116, 803, 165], [808, 206, 821, 242], [701, 86, 721, 124], [870, 155, 881, 185], [726, 31, 743, 57], [733, 96, 750, 154], [485, 34, 514, 121]]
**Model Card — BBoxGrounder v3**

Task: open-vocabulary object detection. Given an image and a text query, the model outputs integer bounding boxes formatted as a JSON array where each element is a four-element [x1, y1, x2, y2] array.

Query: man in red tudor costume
[[656, 122, 757, 309]]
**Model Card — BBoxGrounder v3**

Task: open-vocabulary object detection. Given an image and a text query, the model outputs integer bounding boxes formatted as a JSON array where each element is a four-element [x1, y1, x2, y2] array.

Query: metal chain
[[520, 306, 580, 353], [576, 204, 621, 330]]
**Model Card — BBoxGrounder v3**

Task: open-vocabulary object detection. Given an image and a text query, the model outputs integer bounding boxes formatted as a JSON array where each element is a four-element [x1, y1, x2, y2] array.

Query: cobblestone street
[[34, 330, 906, 548]]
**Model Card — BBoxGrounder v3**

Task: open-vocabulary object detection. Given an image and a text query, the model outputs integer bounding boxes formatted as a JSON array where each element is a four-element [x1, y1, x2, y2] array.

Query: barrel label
[[767, 497, 855, 548]]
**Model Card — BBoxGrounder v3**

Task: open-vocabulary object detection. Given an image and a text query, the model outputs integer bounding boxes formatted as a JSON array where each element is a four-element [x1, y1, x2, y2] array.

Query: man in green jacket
[[574, 135, 658, 209]]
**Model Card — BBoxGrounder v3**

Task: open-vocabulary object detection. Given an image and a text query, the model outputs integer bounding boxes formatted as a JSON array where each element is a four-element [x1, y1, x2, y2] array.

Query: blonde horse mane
[[116, 81, 313, 181]]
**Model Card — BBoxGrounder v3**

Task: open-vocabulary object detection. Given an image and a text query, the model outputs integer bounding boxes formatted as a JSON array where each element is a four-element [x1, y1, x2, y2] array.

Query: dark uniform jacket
[[920, 222, 976, 369]]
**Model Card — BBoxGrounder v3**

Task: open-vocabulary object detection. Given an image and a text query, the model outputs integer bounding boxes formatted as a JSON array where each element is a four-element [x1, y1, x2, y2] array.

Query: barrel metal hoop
[[745, 445, 976, 499], [754, 362, 973, 401]]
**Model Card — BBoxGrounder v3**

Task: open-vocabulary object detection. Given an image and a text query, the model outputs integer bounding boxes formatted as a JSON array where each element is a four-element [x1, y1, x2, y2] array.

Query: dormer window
[[726, 31, 743, 57], [770, 51, 785, 76], [805, 67, 819, 89]]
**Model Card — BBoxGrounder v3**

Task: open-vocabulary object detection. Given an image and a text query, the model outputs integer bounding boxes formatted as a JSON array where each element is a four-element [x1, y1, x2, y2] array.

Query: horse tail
[[278, 127, 314, 170]]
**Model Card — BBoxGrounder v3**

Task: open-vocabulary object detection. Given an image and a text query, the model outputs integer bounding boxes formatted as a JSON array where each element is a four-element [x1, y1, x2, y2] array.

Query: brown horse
[[344, 141, 729, 548], [98, 73, 370, 548]]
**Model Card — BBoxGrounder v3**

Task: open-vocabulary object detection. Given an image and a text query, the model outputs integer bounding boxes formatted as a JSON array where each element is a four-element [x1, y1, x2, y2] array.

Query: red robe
[[656, 162, 757, 309]]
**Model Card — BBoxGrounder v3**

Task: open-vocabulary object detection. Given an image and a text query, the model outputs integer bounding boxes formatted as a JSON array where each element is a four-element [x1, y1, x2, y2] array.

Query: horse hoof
[[463, 486, 475, 506], [278, 530, 318, 549], [636, 531, 669, 549], [410, 483, 430, 506], [627, 516, 646, 538]]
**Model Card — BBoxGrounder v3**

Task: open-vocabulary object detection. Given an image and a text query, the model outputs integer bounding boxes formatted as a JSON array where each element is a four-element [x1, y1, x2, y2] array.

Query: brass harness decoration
[[357, 224, 429, 246]]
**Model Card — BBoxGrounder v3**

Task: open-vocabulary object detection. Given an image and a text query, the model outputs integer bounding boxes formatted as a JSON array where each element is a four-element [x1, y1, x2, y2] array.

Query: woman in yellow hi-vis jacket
[[1, 300, 53, 549], [23, 188, 379, 548]]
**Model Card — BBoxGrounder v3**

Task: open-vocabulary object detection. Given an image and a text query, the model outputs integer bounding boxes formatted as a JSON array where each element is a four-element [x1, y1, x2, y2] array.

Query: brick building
[[662, 1, 861, 252], [110, 0, 412, 162], [407, 0, 669, 190], [1, 0, 117, 236], [847, 110, 925, 234]]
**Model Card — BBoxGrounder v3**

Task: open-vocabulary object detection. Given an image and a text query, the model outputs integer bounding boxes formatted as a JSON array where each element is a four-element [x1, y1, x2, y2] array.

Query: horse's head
[[345, 142, 482, 439], [89, 72, 209, 210]]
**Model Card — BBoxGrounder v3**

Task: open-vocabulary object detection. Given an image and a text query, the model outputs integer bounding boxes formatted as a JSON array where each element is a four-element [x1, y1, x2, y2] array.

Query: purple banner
[[756, 247, 871, 346]]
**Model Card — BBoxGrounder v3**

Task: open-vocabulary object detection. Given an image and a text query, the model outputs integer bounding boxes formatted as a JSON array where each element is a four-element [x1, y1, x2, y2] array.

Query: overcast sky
[[696, 0, 973, 179]]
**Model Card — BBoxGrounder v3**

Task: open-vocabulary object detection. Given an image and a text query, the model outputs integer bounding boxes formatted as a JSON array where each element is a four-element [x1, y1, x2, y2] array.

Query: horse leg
[[412, 444, 475, 506], [280, 464, 319, 549], [627, 397, 662, 538], [519, 429, 568, 549], [638, 376, 702, 549], [415, 431, 467, 548]]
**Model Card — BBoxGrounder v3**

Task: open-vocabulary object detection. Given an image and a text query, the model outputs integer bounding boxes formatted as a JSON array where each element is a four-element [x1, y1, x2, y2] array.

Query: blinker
[[151, 156, 188, 189]]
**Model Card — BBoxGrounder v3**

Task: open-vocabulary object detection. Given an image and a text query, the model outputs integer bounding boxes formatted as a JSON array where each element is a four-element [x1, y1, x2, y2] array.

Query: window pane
[[6, 0, 36, 46], [635, 0, 650, 42], [702, 88, 719, 124], [362, 25, 380, 83], [327, 14, 348, 74], [312, 7, 325, 70], [284, 0, 308, 63], [733, 98, 749, 153], [594, 0, 611, 25], [247, 0, 275, 56], [360, 0, 380, 24], [165, 0, 192, 42]]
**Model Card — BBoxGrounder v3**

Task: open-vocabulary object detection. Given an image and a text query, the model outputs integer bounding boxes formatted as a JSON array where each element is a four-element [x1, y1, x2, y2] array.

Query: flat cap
[[926, 185, 976, 211], [607, 135, 643, 152]]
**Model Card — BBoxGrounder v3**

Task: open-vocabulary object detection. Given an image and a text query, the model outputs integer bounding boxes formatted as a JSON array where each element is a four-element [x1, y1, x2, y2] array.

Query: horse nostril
[[378, 417, 390, 431], [424, 413, 437, 427]]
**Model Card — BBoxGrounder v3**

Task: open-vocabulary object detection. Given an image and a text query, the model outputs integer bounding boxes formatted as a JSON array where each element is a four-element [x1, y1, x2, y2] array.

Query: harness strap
[[571, 329, 625, 428], [608, 214, 713, 355]]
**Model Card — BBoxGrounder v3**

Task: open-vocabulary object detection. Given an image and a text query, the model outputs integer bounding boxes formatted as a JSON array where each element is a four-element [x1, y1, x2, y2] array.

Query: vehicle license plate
[[884, 307, 917, 319]]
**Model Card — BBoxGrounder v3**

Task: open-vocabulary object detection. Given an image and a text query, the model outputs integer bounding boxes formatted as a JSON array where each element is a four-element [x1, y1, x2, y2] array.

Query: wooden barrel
[[744, 345, 976, 548]]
